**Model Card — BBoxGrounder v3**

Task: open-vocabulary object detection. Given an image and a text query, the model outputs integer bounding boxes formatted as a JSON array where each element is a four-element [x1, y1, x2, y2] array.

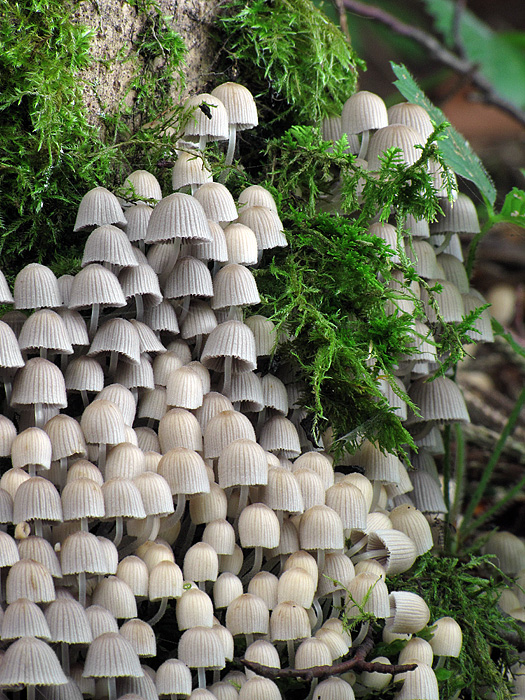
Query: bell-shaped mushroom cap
[[202, 519, 235, 557], [194, 392, 233, 432], [18, 536, 61, 578], [156, 658, 192, 697], [82, 224, 139, 269], [211, 264, 260, 310], [119, 264, 163, 306], [238, 503, 280, 549], [0, 321, 24, 370], [228, 370, 264, 411], [178, 625, 226, 670], [45, 414, 87, 462], [183, 542, 219, 583], [237, 206, 287, 251], [45, 597, 93, 644], [194, 182, 238, 223], [74, 187, 126, 232], [11, 357, 67, 409], [0, 635, 68, 686], [213, 572, 243, 609], [145, 192, 212, 245], [81, 399, 127, 446], [296, 637, 332, 670], [13, 476, 63, 523], [201, 321, 257, 374], [124, 203, 154, 243], [165, 255, 213, 300], [225, 593, 269, 636], [398, 637, 434, 666], [92, 576, 138, 619], [293, 452, 334, 490], [190, 482, 228, 525], [262, 468, 304, 514], [102, 478, 146, 520], [2, 309, 27, 337], [259, 415, 301, 458], [345, 572, 390, 619], [61, 356, 100, 397], [115, 354, 155, 392], [172, 150, 213, 190], [14, 263, 62, 310], [313, 677, 355, 700], [245, 639, 281, 678], [211, 82, 258, 129], [325, 482, 367, 530], [238, 677, 281, 700], [222, 221, 259, 266], [85, 605, 119, 639], [158, 447, 209, 495], [11, 427, 52, 470], [367, 124, 423, 170], [88, 318, 141, 365], [176, 587, 214, 630], [122, 170, 162, 205], [389, 504, 433, 555], [69, 264, 126, 310], [407, 375, 469, 424], [208, 679, 238, 700], [238, 184, 277, 213], [428, 616, 462, 657], [277, 566, 316, 609], [54, 308, 88, 348], [387, 102, 434, 139], [244, 316, 277, 357], [299, 505, 344, 552], [218, 438, 268, 488], [316, 552, 355, 598], [0, 268, 14, 304], [270, 601, 310, 642], [6, 559, 55, 604], [148, 559, 183, 600], [116, 555, 149, 597], [388, 590, 431, 634], [394, 662, 439, 700], [1, 598, 51, 641], [342, 91, 388, 135], [0, 530, 19, 567], [461, 292, 494, 343], [83, 631, 144, 677], [188, 219, 228, 263], [61, 530, 107, 576], [430, 192, 480, 234], [158, 409, 203, 454], [182, 93, 229, 142], [203, 409, 256, 459], [61, 477, 105, 521], [119, 619, 156, 658], [180, 299, 217, 340], [133, 471, 173, 516]]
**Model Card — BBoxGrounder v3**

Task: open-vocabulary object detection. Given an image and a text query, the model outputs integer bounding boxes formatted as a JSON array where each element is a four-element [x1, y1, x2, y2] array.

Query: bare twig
[[340, 0, 525, 127], [452, 0, 468, 58], [240, 630, 417, 681], [333, 0, 352, 44]]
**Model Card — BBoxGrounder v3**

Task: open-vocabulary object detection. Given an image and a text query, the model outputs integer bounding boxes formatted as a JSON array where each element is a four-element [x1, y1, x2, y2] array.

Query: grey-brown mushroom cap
[[0, 635, 68, 686], [145, 193, 212, 245], [83, 631, 144, 678], [74, 186, 127, 233]]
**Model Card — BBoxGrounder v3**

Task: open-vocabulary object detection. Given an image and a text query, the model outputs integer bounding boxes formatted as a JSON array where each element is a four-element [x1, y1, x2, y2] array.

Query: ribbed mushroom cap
[[135, 427, 160, 454], [124, 204, 153, 243], [388, 590, 430, 634], [403, 213, 430, 239], [92, 576, 138, 619], [45, 415, 87, 463], [213, 572, 243, 609], [277, 567, 315, 609], [64, 357, 103, 398], [299, 505, 344, 552], [218, 438, 268, 488], [0, 635, 68, 686], [387, 102, 433, 139], [11, 357, 67, 408], [314, 627, 350, 662], [133, 471, 174, 516], [389, 504, 433, 555], [201, 321, 257, 376], [158, 447, 209, 495], [145, 192, 212, 245], [209, 680, 239, 700], [0, 468, 29, 503], [172, 150, 213, 190], [345, 572, 390, 619], [137, 387, 167, 423], [238, 503, 280, 549], [158, 408, 203, 453], [81, 399, 126, 446], [18, 309, 72, 356], [259, 415, 302, 458], [194, 392, 232, 432], [0, 268, 14, 304], [317, 552, 356, 598], [356, 440, 401, 485], [183, 93, 229, 142], [2, 309, 27, 337], [430, 192, 480, 234], [83, 631, 143, 677], [225, 593, 269, 636], [325, 482, 367, 530], [461, 292, 494, 343], [211, 82, 258, 129], [365, 530, 418, 575], [295, 637, 332, 670], [398, 637, 434, 666], [88, 318, 141, 365], [166, 338, 193, 363], [183, 542, 219, 583], [245, 639, 281, 678], [119, 264, 163, 306], [120, 619, 156, 658], [166, 366, 204, 410], [156, 658, 192, 697], [238, 185, 277, 213], [97, 383, 136, 425], [176, 587, 214, 629], [211, 264, 260, 310], [117, 670, 158, 700], [102, 478, 146, 520], [45, 597, 93, 643], [190, 483, 228, 525], [270, 601, 310, 642], [178, 625, 226, 670], [18, 536, 61, 578], [165, 255, 213, 300], [223, 223, 258, 265], [145, 299, 180, 335], [69, 264, 126, 310], [11, 427, 52, 470], [262, 468, 304, 514], [367, 124, 423, 169], [342, 91, 388, 135], [105, 442, 145, 481], [420, 279, 464, 323], [394, 662, 439, 700], [194, 182, 238, 223], [203, 409, 256, 459], [6, 559, 55, 604], [82, 224, 138, 269], [115, 354, 155, 392], [428, 616, 462, 657], [1, 598, 51, 641], [0, 416, 17, 458], [244, 316, 277, 357], [237, 206, 287, 251], [122, 170, 162, 205], [61, 478, 104, 522], [293, 452, 334, 489], [13, 476, 62, 524], [406, 240, 440, 279], [152, 351, 183, 387], [86, 605, 119, 638], [148, 559, 183, 600], [74, 187, 126, 233], [137, 541, 174, 571], [0, 321, 24, 371], [228, 370, 264, 411], [188, 220, 228, 263], [116, 556, 149, 597], [202, 518, 235, 556], [97, 536, 119, 574], [313, 677, 355, 700], [238, 677, 281, 700], [180, 299, 217, 340], [14, 263, 62, 310], [407, 376, 469, 425]]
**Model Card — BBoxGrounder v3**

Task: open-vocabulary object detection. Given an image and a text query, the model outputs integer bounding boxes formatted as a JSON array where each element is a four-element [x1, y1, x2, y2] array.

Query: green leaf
[[494, 187, 525, 227], [391, 62, 496, 206], [422, 0, 525, 109], [435, 668, 454, 681]]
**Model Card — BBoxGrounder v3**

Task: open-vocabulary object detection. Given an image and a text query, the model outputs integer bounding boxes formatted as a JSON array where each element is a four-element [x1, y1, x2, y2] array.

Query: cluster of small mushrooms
[[0, 82, 521, 700]]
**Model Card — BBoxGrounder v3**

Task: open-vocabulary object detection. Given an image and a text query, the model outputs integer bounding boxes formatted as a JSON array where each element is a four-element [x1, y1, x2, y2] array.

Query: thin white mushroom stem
[[434, 230, 454, 255], [197, 667, 207, 689], [80, 389, 89, 409], [80, 517, 89, 533], [237, 485, 250, 519], [148, 596, 168, 626], [198, 135, 207, 152], [306, 678, 319, 700], [3, 379, 12, 406], [179, 295, 191, 323], [346, 536, 367, 558], [316, 548, 325, 575], [172, 238, 181, 266], [246, 632, 254, 647], [113, 516, 124, 547], [198, 580, 207, 592], [34, 402, 44, 428], [98, 443, 107, 473], [370, 479, 382, 513], [193, 334, 203, 359], [353, 620, 370, 648], [183, 520, 197, 552], [225, 123, 238, 167], [352, 548, 389, 563], [245, 545, 263, 581], [164, 493, 186, 530], [28, 463, 36, 477], [61, 642, 70, 675], [358, 130, 370, 159], [227, 305, 242, 321], [39, 347, 47, 360], [213, 670, 221, 684], [108, 351, 118, 377], [89, 303, 100, 340], [78, 571, 87, 607], [331, 590, 342, 616], [312, 597, 323, 633], [28, 687, 35, 700], [119, 514, 161, 557], [34, 519, 43, 538], [135, 294, 144, 322], [222, 355, 233, 398], [434, 656, 446, 670], [59, 456, 68, 490], [287, 639, 296, 668], [107, 676, 117, 700]]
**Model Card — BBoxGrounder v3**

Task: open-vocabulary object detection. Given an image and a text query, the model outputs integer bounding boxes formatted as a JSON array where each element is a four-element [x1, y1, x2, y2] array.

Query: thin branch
[[341, 0, 525, 128], [240, 630, 417, 681], [333, 0, 352, 44], [452, 0, 468, 58]]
